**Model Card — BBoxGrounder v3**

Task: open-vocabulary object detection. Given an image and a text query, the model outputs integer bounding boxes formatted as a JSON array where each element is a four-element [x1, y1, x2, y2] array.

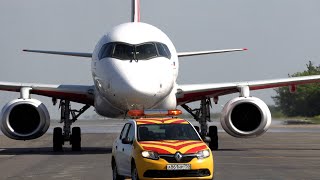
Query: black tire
[[194, 126, 200, 134], [71, 127, 81, 151], [208, 126, 218, 150], [53, 127, 63, 152], [131, 161, 139, 180], [112, 158, 124, 180], [208, 126, 218, 137]]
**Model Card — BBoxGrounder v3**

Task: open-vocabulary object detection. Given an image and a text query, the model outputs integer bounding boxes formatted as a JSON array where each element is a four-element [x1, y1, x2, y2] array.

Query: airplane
[[1, 0, 320, 151]]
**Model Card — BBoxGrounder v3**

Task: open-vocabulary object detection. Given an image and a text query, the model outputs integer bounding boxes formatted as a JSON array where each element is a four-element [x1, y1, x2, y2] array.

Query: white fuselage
[[91, 22, 179, 117]]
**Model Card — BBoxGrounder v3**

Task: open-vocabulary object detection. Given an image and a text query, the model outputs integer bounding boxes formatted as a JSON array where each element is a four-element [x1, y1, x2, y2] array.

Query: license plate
[[166, 164, 191, 170]]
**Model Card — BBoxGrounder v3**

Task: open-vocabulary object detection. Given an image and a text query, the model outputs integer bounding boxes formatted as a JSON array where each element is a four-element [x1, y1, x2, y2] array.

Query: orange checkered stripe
[[135, 118, 189, 125], [139, 140, 207, 154]]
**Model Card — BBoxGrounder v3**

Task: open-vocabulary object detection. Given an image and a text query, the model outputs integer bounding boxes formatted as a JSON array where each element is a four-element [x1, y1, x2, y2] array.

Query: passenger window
[[136, 43, 158, 60], [119, 123, 130, 140]]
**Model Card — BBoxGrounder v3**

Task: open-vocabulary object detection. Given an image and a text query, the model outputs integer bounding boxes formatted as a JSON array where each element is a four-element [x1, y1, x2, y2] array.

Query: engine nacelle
[[0, 99, 50, 140], [220, 97, 271, 138]]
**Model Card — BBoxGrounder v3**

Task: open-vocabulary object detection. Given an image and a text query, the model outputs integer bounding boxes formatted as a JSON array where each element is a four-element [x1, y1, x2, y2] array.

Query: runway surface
[[0, 119, 320, 180]]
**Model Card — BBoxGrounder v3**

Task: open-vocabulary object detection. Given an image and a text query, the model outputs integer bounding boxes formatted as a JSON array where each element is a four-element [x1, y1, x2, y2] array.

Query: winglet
[[131, 0, 141, 22]]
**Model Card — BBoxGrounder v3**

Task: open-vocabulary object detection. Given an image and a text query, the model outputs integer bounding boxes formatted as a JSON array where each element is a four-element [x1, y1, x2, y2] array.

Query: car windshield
[[137, 124, 200, 141], [98, 42, 171, 60]]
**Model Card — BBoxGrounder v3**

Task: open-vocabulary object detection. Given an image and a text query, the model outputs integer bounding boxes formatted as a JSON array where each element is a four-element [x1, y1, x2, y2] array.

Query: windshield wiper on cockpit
[[129, 45, 138, 62]]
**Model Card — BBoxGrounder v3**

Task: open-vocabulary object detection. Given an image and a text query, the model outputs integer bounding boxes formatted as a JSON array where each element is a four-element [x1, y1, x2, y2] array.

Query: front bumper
[[135, 154, 214, 180]]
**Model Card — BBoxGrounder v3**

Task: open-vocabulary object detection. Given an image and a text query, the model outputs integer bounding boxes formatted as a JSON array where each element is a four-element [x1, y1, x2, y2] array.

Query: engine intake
[[0, 99, 50, 140], [220, 97, 271, 138]]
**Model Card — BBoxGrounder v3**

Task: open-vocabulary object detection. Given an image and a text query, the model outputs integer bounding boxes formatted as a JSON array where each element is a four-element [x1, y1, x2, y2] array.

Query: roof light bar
[[128, 110, 145, 117], [127, 109, 182, 118]]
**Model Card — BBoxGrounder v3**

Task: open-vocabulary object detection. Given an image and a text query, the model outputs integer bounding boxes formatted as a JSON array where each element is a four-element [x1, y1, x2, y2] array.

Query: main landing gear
[[52, 99, 90, 152], [181, 98, 218, 150]]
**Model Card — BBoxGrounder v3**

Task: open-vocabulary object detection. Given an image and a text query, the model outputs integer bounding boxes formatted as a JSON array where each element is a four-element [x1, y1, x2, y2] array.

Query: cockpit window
[[156, 43, 171, 59], [113, 43, 135, 60], [98, 42, 171, 61], [136, 43, 158, 60], [99, 43, 114, 59]]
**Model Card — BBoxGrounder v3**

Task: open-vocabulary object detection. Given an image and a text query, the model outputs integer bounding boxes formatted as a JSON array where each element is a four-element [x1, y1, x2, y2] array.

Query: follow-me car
[[111, 110, 214, 180]]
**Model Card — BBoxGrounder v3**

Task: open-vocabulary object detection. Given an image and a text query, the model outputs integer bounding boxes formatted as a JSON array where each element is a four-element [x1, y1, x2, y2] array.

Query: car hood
[[138, 140, 208, 154]]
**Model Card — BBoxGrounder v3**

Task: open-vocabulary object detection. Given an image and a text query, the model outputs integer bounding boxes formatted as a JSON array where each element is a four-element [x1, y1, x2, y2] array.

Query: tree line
[[273, 61, 320, 117]]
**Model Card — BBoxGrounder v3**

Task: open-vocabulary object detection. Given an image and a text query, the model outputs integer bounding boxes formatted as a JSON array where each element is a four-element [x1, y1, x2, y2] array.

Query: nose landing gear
[[181, 98, 218, 150], [52, 99, 90, 152]]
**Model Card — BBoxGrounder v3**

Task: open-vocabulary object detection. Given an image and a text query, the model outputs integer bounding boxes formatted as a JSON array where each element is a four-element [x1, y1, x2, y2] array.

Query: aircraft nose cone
[[107, 59, 174, 109]]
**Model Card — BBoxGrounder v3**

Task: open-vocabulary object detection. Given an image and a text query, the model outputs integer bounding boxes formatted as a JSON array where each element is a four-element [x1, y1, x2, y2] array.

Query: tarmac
[[0, 119, 320, 180]]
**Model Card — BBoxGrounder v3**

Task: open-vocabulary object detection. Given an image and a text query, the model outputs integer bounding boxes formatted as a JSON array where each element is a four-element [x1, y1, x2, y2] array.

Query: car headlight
[[141, 151, 159, 160], [196, 149, 210, 159]]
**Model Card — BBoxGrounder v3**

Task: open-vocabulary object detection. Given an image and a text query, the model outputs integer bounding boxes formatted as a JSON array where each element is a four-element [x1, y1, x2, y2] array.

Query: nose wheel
[[53, 127, 63, 151], [52, 99, 90, 152], [181, 98, 219, 150], [70, 127, 81, 151]]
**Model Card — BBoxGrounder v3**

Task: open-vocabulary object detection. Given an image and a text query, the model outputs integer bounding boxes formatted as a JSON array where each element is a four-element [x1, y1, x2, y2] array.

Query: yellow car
[[111, 110, 214, 180]]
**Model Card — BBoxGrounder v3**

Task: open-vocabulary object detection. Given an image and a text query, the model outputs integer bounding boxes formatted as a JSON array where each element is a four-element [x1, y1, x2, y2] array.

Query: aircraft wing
[[23, 49, 92, 58], [0, 81, 95, 105], [177, 48, 247, 58], [176, 75, 320, 105]]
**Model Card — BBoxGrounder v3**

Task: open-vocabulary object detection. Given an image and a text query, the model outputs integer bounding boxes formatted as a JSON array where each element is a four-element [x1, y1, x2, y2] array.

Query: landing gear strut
[[52, 99, 90, 151], [181, 98, 218, 150]]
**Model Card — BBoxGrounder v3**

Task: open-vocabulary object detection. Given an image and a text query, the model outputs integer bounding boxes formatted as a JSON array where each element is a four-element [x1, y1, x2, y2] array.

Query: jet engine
[[0, 99, 50, 140], [220, 97, 271, 138]]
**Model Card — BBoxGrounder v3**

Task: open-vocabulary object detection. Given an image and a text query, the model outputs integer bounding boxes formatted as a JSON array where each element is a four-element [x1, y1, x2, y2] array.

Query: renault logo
[[174, 152, 183, 162]]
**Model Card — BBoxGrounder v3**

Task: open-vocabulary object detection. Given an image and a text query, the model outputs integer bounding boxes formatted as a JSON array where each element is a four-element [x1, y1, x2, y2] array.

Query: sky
[[0, 0, 320, 118]]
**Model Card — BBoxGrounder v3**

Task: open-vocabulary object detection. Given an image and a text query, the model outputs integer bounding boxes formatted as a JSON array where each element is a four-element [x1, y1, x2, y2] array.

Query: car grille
[[159, 154, 196, 163], [143, 169, 211, 178]]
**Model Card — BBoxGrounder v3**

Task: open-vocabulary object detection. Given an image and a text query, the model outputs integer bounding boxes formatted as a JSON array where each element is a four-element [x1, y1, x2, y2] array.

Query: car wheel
[[112, 160, 124, 180], [131, 161, 139, 180]]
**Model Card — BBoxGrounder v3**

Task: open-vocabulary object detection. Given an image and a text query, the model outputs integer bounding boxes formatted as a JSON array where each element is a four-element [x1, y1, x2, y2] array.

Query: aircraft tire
[[71, 127, 81, 151], [208, 126, 218, 150], [194, 126, 200, 134], [53, 127, 63, 152]]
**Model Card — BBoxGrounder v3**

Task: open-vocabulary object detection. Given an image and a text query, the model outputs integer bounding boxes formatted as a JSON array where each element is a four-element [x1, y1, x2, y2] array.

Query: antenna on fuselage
[[131, 0, 141, 22]]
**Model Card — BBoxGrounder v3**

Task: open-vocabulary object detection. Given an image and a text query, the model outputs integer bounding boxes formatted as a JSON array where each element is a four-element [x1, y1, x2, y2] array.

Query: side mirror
[[122, 137, 133, 144]]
